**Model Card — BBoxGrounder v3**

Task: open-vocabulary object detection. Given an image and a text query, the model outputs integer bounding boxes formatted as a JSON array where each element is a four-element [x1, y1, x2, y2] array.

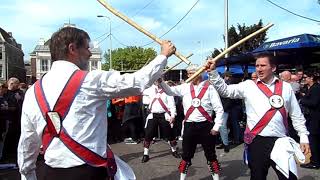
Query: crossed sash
[[184, 81, 212, 122], [244, 80, 288, 144], [149, 88, 171, 116], [34, 70, 117, 177]]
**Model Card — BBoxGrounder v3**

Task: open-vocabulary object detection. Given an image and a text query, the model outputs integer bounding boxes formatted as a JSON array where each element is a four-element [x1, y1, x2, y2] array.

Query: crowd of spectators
[[0, 77, 25, 162], [279, 69, 320, 169]]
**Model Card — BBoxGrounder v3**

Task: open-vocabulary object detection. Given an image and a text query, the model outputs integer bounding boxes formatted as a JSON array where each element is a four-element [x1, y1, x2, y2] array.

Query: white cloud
[[134, 16, 162, 30]]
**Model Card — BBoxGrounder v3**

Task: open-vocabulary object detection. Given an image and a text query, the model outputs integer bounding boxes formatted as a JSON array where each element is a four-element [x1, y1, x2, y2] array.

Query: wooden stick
[[163, 53, 193, 74], [185, 23, 274, 83], [97, 0, 191, 65]]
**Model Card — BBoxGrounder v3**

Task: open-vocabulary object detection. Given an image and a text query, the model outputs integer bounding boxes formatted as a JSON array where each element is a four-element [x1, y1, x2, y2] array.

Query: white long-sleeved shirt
[[18, 55, 167, 180], [209, 70, 309, 143], [143, 85, 176, 121], [160, 81, 224, 131]]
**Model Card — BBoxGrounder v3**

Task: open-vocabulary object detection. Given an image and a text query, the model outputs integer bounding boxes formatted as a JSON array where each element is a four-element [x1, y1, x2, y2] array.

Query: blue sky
[[1, 0, 319, 68]]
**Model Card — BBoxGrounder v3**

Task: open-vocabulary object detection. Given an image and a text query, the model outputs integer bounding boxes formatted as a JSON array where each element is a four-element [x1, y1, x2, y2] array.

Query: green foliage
[[211, 19, 267, 58], [102, 46, 157, 71]]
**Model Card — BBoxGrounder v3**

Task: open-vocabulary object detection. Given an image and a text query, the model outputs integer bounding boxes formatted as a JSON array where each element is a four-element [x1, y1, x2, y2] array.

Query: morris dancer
[[206, 52, 310, 180], [17, 26, 176, 180], [141, 79, 181, 163], [160, 64, 224, 180]]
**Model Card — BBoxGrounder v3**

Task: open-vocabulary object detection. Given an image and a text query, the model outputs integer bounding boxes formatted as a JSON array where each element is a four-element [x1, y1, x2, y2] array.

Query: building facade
[[30, 33, 102, 82], [0, 27, 25, 82]]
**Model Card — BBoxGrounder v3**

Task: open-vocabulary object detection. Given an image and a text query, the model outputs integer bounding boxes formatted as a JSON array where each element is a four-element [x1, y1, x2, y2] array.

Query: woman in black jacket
[[300, 72, 320, 169]]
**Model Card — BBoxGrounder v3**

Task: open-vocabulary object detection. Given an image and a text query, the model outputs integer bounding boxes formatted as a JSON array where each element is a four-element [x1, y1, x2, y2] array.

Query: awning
[[253, 33, 320, 53]]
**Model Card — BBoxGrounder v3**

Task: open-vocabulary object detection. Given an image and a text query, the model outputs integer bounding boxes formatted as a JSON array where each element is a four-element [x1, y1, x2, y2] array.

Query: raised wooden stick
[[185, 23, 274, 83], [97, 0, 191, 65], [163, 53, 194, 74]]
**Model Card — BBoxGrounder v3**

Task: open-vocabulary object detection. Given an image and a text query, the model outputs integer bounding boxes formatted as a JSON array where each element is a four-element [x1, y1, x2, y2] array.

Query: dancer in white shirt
[[141, 79, 180, 163], [206, 52, 310, 180], [160, 64, 224, 180], [17, 26, 176, 180]]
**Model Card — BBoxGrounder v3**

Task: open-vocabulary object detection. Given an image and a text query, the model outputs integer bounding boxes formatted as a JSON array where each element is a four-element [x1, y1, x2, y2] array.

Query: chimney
[[38, 38, 45, 45]]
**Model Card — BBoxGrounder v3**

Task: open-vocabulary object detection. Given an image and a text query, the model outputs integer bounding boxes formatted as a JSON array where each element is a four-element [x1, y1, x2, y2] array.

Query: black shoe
[[216, 144, 224, 149], [141, 155, 149, 163], [300, 163, 320, 169], [172, 151, 181, 158], [224, 145, 230, 153]]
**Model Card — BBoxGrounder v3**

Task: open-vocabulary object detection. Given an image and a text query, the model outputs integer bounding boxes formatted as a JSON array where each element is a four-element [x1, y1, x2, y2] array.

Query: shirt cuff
[[299, 134, 309, 144], [156, 54, 167, 61], [208, 70, 220, 81], [212, 124, 220, 132], [150, 55, 167, 70], [21, 170, 37, 180]]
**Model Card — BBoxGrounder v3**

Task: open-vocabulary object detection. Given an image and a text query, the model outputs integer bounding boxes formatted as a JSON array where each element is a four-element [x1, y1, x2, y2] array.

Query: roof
[[31, 44, 101, 54], [0, 27, 20, 47], [34, 45, 50, 52]]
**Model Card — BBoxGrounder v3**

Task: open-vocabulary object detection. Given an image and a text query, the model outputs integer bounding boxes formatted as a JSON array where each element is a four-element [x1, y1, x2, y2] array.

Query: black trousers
[[121, 118, 139, 141], [309, 134, 320, 165], [182, 121, 217, 162], [44, 164, 109, 180], [248, 135, 297, 180], [144, 113, 175, 142]]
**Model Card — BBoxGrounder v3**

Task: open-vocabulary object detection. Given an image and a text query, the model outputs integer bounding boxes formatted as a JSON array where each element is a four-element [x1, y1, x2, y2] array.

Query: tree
[[102, 46, 157, 71], [211, 19, 268, 58]]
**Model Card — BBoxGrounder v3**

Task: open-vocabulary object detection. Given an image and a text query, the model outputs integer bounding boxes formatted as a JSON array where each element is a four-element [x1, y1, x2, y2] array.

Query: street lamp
[[97, 15, 112, 70], [224, 0, 229, 58]]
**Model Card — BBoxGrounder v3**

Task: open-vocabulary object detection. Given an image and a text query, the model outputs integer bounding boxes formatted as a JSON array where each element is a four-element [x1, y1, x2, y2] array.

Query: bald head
[[280, 71, 291, 82], [251, 72, 257, 81], [291, 74, 299, 82]]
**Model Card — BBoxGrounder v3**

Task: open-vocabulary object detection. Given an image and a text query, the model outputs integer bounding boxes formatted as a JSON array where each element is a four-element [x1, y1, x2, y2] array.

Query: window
[[0, 47, 2, 60], [0, 64, 2, 78], [40, 59, 49, 72], [91, 60, 98, 70]]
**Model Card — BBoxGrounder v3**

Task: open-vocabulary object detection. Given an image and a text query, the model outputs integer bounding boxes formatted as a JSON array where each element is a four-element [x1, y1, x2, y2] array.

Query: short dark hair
[[305, 72, 319, 82], [253, 52, 277, 67], [49, 27, 90, 61], [295, 68, 304, 73]]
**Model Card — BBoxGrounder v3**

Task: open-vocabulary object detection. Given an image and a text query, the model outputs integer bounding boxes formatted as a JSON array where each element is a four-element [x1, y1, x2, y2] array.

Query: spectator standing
[[4, 77, 24, 158], [122, 95, 143, 144], [300, 73, 320, 169]]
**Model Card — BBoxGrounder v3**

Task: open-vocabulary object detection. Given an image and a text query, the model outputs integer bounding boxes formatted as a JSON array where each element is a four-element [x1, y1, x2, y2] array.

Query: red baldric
[[244, 80, 288, 144], [34, 70, 117, 176], [184, 81, 212, 122], [149, 88, 171, 116]]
